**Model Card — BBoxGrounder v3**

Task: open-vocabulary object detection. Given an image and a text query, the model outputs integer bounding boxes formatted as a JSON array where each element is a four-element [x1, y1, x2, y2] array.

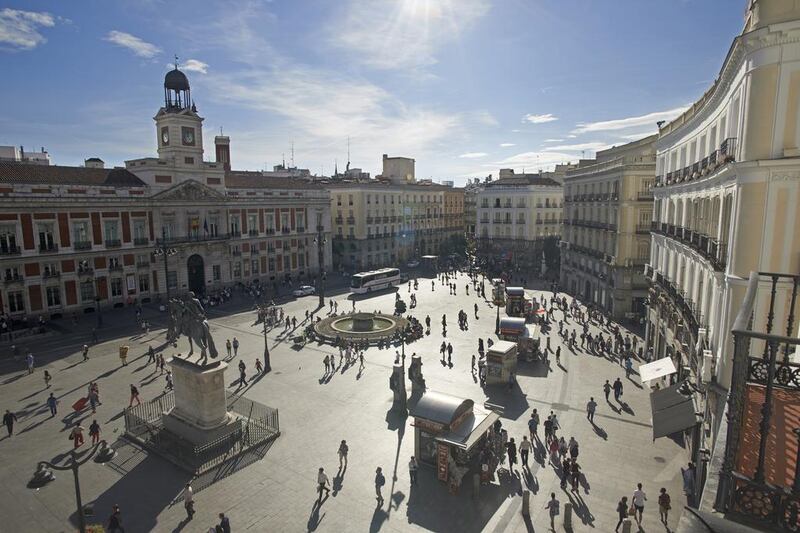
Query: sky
[[0, 0, 745, 185]]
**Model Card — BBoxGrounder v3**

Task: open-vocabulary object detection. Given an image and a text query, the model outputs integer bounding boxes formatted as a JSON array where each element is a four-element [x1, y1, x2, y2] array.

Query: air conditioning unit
[[701, 349, 713, 383]]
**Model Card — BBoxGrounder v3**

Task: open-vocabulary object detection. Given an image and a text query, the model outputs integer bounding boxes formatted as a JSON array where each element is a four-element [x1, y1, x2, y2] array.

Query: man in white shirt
[[183, 482, 194, 520], [632, 482, 647, 525], [317, 467, 331, 500]]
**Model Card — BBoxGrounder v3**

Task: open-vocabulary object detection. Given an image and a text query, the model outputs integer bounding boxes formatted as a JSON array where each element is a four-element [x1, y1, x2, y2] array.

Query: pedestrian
[[560, 458, 571, 489], [625, 355, 633, 378], [323, 354, 330, 373], [508, 371, 515, 390], [44, 370, 52, 389], [70, 424, 85, 448], [569, 437, 579, 460], [603, 379, 612, 401], [586, 397, 597, 423], [682, 462, 696, 503], [46, 392, 58, 416], [555, 346, 561, 365], [613, 377, 624, 402], [184, 482, 194, 520], [615, 497, 629, 533], [129, 384, 141, 407], [255, 358, 263, 374], [632, 482, 647, 525], [375, 467, 386, 504], [317, 467, 331, 500], [226, 339, 232, 358], [570, 460, 581, 491], [82, 344, 90, 361], [3, 409, 17, 436], [89, 419, 101, 444], [529, 409, 540, 441], [165, 370, 173, 390], [238, 360, 247, 386], [147, 345, 155, 364], [471, 354, 476, 372], [409, 456, 418, 486], [519, 436, 531, 467], [543, 415, 553, 443], [119, 347, 128, 367], [218, 512, 231, 533], [545, 492, 560, 531], [107, 505, 124, 533], [658, 487, 671, 524], [506, 437, 518, 471], [338, 439, 349, 468], [26, 351, 34, 374], [549, 436, 559, 465], [232, 337, 240, 356]]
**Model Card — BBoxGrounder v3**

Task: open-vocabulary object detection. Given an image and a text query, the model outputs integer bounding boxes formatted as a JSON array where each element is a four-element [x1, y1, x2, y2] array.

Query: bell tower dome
[[155, 58, 204, 165]]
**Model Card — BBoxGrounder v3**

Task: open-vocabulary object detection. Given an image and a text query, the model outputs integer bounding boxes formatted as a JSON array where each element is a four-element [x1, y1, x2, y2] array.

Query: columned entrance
[[187, 254, 205, 295]]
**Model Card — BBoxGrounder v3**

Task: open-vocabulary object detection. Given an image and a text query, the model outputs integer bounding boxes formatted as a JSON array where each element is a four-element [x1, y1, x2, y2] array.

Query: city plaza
[[0, 269, 686, 532]]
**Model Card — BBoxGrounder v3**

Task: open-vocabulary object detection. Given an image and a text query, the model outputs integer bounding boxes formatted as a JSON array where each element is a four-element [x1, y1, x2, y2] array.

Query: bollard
[[521, 490, 530, 516], [473, 473, 480, 499], [563, 502, 572, 528], [621, 518, 633, 533]]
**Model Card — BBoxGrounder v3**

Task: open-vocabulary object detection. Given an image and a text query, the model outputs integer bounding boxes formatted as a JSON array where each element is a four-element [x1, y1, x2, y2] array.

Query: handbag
[[628, 505, 636, 516]]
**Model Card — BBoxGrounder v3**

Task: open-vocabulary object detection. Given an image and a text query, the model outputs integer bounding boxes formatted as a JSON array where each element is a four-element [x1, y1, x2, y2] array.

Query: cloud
[[618, 131, 657, 141], [168, 58, 209, 74], [459, 152, 488, 159], [493, 150, 578, 172], [499, 143, 515, 147], [330, 0, 490, 71], [523, 113, 558, 124], [543, 138, 564, 143], [572, 106, 688, 134], [542, 141, 612, 153], [0, 8, 55, 50], [105, 30, 161, 58]]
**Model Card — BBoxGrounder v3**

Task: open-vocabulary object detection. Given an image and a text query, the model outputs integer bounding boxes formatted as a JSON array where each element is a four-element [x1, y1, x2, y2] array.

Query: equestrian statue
[[168, 292, 219, 364]]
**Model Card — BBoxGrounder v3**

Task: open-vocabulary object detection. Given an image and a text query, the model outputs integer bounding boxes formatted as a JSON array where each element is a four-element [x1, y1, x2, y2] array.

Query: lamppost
[[153, 227, 178, 304], [495, 305, 500, 335], [314, 212, 327, 308], [33, 440, 115, 533], [262, 318, 271, 372], [94, 293, 103, 328]]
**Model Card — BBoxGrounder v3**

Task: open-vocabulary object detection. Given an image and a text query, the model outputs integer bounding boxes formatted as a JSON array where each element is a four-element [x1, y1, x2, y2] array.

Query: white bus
[[351, 267, 401, 294]]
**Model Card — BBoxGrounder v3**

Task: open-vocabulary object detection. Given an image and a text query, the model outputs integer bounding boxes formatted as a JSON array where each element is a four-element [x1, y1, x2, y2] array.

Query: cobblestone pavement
[[0, 271, 687, 532]]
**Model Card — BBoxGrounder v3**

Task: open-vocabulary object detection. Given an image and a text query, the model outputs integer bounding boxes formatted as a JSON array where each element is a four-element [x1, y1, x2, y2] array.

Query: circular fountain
[[314, 311, 409, 344]]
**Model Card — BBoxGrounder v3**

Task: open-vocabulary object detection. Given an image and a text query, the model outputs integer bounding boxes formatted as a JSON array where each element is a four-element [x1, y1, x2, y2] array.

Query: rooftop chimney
[[215, 135, 231, 170], [85, 158, 105, 169]]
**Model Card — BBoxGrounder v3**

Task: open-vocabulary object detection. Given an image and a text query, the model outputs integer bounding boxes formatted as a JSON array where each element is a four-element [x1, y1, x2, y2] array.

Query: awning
[[436, 405, 500, 451], [650, 382, 698, 439], [639, 357, 677, 382]]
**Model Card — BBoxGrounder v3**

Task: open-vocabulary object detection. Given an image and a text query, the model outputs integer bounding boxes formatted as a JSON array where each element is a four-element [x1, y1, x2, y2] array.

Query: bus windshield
[[351, 275, 365, 288]]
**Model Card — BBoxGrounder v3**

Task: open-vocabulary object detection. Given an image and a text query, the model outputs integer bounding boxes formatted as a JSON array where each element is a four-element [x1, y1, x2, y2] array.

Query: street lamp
[[314, 215, 327, 308], [33, 440, 115, 533], [262, 319, 271, 372], [153, 227, 178, 303], [495, 305, 500, 335]]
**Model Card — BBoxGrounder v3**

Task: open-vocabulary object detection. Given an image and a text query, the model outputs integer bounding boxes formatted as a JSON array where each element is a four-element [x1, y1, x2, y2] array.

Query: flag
[[203, 218, 209, 233]]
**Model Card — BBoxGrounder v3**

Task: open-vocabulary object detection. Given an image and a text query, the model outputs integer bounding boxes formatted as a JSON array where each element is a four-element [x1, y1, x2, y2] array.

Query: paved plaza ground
[[0, 271, 688, 532]]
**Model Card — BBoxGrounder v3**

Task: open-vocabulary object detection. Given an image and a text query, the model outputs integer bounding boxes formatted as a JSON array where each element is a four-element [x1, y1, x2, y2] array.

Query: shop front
[[409, 391, 501, 493]]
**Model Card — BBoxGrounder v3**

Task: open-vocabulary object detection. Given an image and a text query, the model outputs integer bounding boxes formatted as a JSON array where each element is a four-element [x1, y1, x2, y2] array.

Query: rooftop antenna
[[219, 126, 223, 136], [334, 158, 338, 176], [346, 136, 351, 172], [291, 141, 295, 168], [282, 153, 285, 168], [174, 54, 179, 70]]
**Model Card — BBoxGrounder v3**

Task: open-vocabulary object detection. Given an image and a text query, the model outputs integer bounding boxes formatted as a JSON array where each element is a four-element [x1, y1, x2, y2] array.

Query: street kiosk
[[491, 278, 506, 305], [409, 390, 501, 494], [485, 340, 518, 385], [505, 287, 526, 316]]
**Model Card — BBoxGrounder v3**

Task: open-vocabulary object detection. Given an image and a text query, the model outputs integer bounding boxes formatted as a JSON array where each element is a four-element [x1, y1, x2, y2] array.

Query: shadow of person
[[592, 424, 608, 441], [607, 401, 621, 414], [621, 402, 635, 416], [369, 505, 389, 533], [307, 499, 326, 532], [332, 466, 346, 496]]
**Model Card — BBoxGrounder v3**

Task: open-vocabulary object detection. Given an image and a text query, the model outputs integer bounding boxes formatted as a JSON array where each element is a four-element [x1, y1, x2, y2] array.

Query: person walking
[[232, 337, 240, 357], [107, 505, 124, 533], [613, 377, 624, 402], [519, 435, 532, 467], [570, 460, 581, 491], [165, 370, 173, 390], [615, 496, 629, 533], [658, 487, 671, 524], [338, 440, 349, 468], [603, 379, 612, 401], [26, 351, 34, 374], [323, 355, 330, 374], [545, 492, 560, 531], [46, 393, 58, 416], [238, 360, 248, 386], [506, 437, 518, 471], [183, 482, 194, 520], [70, 424, 85, 448], [632, 482, 647, 526], [586, 397, 597, 423], [82, 344, 90, 362], [226, 339, 232, 358], [43, 370, 52, 389], [375, 467, 386, 505], [129, 384, 141, 407], [625, 355, 633, 378], [218, 512, 231, 533], [89, 419, 101, 445], [147, 345, 155, 365], [543, 414, 553, 444], [529, 409, 540, 441], [3, 409, 18, 437], [409, 456, 418, 486], [317, 467, 331, 500]]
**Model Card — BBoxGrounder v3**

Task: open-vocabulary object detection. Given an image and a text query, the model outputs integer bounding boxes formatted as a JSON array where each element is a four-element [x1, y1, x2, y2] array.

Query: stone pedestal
[[390, 362, 407, 412], [163, 357, 240, 445]]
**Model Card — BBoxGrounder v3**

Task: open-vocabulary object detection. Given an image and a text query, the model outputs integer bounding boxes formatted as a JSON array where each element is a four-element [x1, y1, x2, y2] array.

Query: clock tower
[[155, 65, 204, 166]]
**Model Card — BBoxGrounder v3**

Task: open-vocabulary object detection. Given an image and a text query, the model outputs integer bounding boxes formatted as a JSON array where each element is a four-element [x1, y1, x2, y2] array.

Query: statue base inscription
[[162, 356, 241, 445]]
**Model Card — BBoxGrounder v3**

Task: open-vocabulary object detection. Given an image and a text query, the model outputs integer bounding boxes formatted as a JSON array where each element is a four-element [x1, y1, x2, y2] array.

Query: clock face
[[182, 127, 195, 146], [161, 127, 169, 145]]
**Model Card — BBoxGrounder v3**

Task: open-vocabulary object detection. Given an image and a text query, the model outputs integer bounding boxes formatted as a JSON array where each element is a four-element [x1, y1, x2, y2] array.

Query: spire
[[334, 158, 338, 176], [346, 136, 351, 172]]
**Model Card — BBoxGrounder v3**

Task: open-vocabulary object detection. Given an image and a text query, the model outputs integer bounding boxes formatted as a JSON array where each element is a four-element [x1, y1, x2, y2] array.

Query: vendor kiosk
[[491, 278, 506, 305], [409, 391, 501, 493], [505, 287, 526, 316], [485, 340, 518, 385]]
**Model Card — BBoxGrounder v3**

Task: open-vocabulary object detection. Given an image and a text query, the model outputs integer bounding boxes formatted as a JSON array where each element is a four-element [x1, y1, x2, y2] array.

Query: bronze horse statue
[[169, 297, 219, 364]]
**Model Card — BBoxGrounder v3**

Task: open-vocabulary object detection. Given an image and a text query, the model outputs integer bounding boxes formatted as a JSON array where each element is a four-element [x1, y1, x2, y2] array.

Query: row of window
[[479, 198, 562, 209], [336, 193, 450, 206]]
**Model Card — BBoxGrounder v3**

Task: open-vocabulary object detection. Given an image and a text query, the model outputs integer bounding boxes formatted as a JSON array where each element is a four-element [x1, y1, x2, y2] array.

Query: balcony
[[109, 264, 123, 272], [334, 217, 343, 225], [265, 228, 275, 235], [162, 233, 234, 245], [281, 228, 290, 234], [136, 260, 150, 268], [248, 229, 259, 237], [3, 275, 23, 285], [0, 245, 21, 256], [366, 217, 374, 224], [636, 190, 653, 201], [105, 239, 121, 248], [38, 243, 59, 253], [346, 217, 356, 225], [316, 225, 325, 232], [652, 223, 727, 272], [297, 226, 305, 233], [657, 137, 737, 188], [78, 267, 94, 276], [231, 250, 242, 256], [230, 230, 242, 238], [42, 269, 60, 279], [134, 237, 149, 246], [267, 246, 276, 253], [635, 224, 651, 234]]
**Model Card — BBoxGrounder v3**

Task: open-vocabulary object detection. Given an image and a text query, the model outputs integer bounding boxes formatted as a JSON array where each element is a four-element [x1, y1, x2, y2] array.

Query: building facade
[[0, 67, 331, 322], [645, 0, 800, 500], [475, 173, 563, 275], [560, 136, 657, 319]]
